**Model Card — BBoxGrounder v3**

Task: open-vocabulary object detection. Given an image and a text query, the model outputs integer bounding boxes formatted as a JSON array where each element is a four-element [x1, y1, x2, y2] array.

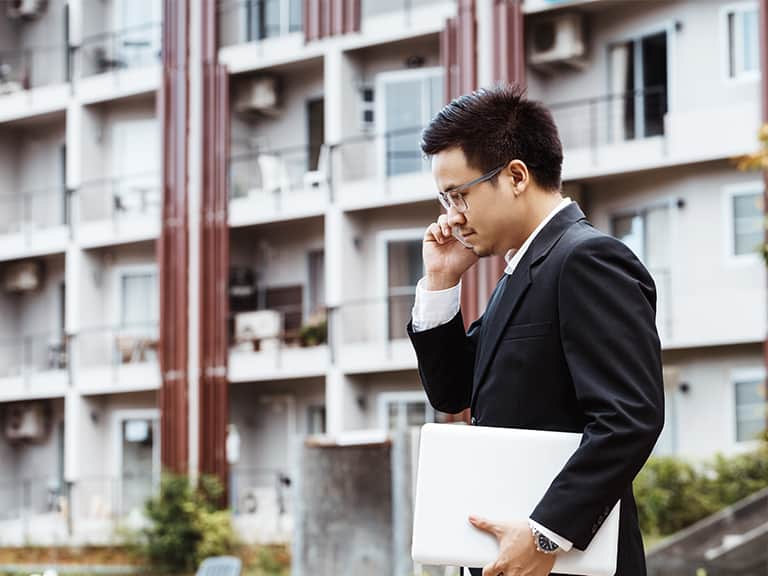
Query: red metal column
[[485, 0, 526, 298], [158, 0, 190, 474], [304, 0, 360, 42], [200, 0, 231, 494], [759, 0, 768, 382]]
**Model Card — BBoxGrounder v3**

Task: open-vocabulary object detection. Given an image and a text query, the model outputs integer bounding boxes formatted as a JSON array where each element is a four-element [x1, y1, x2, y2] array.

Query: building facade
[[0, 0, 765, 547]]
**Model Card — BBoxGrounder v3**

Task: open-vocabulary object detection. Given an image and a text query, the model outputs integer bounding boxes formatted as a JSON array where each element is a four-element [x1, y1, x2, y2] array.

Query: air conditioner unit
[[6, 0, 48, 19], [5, 402, 48, 442], [529, 13, 587, 69], [3, 260, 43, 293], [234, 76, 282, 116]]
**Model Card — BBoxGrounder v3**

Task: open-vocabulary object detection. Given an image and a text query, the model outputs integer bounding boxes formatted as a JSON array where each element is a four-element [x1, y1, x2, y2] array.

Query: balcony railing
[[229, 467, 292, 517], [77, 22, 162, 78], [332, 294, 414, 346], [77, 323, 159, 376], [228, 144, 328, 210], [0, 45, 69, 93], [547, 86, 668, 156], [361, 0, 453, 22], [0, 332, 68, 381], [331, 125, 429, 185], [78, 173, 160, 224], [0, 186, 69, 239], [218, 0, 303, 48], [0, 476, 66, 522]]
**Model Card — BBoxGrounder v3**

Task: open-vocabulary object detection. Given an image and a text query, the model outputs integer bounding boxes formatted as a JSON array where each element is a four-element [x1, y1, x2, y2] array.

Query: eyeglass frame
[[436, 163, 507, 213]]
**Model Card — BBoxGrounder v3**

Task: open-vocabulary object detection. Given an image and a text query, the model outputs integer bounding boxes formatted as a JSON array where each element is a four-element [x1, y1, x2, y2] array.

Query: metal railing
[[547, 86, 668, 155], [0, 45, 69, 92], [0, 332, 68, 381], [69, 474, 159, 523], [0, 476, 67, 522], [77, 323, 159, 372], [77, 22, 162, 78], [330, 294, 415, 346], [330, 125, 429, 184], [0, 186, 69, 238], [228, 467, 292, 517], [228, 143, 328, 204], [361, 0, 452, 22], [78, 172, 161, 224], [218, 0, 303, 47]]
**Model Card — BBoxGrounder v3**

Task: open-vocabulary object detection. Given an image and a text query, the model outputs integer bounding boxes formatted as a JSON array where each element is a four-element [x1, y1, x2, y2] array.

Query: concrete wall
[[294, 441, 393, 576], [586, 161, 766, 348], [663, 344, 764, 459]]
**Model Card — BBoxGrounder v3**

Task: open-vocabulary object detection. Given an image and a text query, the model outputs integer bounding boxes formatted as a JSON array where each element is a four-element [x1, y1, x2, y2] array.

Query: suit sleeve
[[529, 235, 665, 551], [407, 311, 482, 415]]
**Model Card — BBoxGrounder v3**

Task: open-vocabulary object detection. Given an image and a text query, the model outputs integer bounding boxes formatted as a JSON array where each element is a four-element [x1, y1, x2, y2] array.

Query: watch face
[[537, 533, 559, 553]]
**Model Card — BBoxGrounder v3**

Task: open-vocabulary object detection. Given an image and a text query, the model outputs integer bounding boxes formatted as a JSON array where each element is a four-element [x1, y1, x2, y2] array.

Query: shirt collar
[[504, 197, 572, 275]]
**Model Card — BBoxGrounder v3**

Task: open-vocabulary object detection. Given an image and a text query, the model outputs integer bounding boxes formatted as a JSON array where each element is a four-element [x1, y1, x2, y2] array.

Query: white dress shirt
[[411, 197, 574, 551]]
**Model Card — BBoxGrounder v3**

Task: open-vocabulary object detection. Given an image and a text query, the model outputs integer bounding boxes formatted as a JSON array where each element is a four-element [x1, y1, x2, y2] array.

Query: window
[[307, 250, 325, 317], [120, 269, 159, 330], [612, 203, 671, 337], [116, 411, 160, 517], [730, 187, 764, 257], [608, 31, 668, 141], [386, 238, 423, 340], [725, 3, 760, 80], [378, 68, 443, 177], [734, 375, 767, 443], [307, 405, 326, 435], [378, 392, 435, 431]]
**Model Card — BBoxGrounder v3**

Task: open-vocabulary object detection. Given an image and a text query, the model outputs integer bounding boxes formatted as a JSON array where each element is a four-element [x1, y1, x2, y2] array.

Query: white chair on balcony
[[256, 154, 290, 199]]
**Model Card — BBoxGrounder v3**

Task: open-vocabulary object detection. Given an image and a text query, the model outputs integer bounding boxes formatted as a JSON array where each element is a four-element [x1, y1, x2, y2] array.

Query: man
[[407, 84, 664, 576]]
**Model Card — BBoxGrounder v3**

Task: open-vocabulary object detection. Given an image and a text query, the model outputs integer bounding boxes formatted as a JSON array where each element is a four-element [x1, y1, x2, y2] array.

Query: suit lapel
[[470, 202, 587, 409]]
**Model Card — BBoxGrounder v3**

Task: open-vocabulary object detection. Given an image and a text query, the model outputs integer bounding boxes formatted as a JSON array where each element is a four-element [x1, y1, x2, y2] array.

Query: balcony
[[0, 333, 68, 401], [219, 0, 303, 48], [75, 23, 162, 102], [0, 475, 68, 546], [332, 126, 438, 210], [229, 467, 293, 544], [0, 186, 69, 260], [548, 86, 761, 180], [76, 173, 161, 248], [229, 145, 329, 226], [360, 0, 456, 37], [76, 324, 160, 394], [331, 296, 417, 374], [229, 305, 329, 382]]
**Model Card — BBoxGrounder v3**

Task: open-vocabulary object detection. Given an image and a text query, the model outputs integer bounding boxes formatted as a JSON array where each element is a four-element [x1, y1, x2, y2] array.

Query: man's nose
[[446, 206, 466, 227]]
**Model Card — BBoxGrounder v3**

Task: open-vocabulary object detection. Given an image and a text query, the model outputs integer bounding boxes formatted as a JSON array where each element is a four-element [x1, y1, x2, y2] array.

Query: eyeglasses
[[436, 163, 506, 214]]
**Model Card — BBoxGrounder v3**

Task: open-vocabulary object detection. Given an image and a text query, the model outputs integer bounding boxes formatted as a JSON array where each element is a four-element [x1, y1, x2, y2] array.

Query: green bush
[[136, 473, 239, 573], [634, 439, 768, 539]]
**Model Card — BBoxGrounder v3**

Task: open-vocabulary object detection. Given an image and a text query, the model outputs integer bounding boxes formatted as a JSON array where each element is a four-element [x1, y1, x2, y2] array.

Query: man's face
[[432, 147, 522, 258]]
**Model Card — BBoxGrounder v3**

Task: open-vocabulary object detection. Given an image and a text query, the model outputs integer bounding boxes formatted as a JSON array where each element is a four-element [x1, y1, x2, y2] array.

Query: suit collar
[[470, 202, 587, 408]]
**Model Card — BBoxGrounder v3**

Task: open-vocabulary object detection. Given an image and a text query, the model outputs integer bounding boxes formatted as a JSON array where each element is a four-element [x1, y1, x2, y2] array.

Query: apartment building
[[0, 0, 765, 549]]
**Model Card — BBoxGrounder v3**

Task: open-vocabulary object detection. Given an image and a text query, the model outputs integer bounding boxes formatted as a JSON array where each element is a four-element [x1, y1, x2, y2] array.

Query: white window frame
[[729, 366, 767, 448], [111, 408, 161, 516], [113, 264, 159, 330], [377, 390, 434, 431], [605, 21, 676, 138], [377, 228, 425, 342], [720, 1, 761, 83], [723, 180, 764, 265], [375, 67, 443, 181]]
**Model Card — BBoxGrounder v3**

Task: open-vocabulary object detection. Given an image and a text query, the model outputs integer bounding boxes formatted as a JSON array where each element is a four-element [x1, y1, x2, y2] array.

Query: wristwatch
[[530, 525, 560, 554]]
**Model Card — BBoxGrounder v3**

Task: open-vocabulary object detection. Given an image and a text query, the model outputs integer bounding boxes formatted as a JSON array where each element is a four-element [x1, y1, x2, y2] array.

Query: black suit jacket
[[407, 202, 664, 576]]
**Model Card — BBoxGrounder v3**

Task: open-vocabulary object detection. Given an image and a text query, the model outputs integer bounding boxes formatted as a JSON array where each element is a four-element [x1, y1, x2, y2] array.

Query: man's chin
[[472, 245, 493, 258]]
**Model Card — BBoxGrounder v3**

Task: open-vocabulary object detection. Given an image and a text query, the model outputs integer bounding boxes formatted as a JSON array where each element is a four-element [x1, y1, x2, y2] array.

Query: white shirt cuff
[[529, 518, 573, 552], [410, 277, 461, 332]]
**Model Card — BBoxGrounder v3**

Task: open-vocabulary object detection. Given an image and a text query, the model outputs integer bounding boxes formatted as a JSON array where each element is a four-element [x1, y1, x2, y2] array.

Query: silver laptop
[[412, 423, 620, 576]]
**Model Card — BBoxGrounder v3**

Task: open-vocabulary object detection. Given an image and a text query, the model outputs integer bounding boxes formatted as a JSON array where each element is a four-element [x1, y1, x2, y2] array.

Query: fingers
[[437, 213, 452, 237], [481, 561, 502, 576], [469, 515, 501, 538], [425, 220, 454, 245]]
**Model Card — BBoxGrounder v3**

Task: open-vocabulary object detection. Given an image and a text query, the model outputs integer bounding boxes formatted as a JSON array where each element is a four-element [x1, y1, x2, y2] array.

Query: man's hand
[[469, 516, 556, 576], [423, 211, 478, 290]]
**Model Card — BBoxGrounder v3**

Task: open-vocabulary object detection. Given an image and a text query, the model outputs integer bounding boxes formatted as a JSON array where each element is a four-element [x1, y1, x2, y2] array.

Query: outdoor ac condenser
[[4, 402, 48, 442], [529, 13, 587, 69], [6, 0, 48, 19], [3, 260, 43, 293]]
